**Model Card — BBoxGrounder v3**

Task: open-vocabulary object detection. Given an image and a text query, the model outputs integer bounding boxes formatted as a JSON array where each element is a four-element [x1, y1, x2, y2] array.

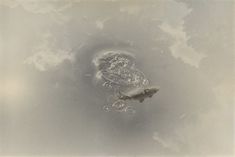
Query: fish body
[[118, 86, 159, 103]]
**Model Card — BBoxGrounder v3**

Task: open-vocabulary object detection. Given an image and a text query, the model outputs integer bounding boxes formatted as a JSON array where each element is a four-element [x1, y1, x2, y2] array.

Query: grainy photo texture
[[0, 0, 234, 156]]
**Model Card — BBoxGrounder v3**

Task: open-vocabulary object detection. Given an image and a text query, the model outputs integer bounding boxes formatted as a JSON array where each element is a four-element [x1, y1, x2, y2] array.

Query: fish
[[118, 86, 159, 103]]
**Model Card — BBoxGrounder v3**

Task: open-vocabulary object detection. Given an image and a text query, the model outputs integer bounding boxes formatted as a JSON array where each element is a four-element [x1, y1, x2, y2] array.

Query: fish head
[[144, 86, 159, 96]]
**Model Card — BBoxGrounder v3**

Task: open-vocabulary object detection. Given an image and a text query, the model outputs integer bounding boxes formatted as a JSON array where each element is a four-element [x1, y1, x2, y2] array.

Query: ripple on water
[[93, 49, 149, 91], [92, 49, 149, 113]]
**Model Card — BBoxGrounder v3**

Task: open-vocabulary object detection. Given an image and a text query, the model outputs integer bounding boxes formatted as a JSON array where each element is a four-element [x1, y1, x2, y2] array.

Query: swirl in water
[[93, 50, 149, 113]]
